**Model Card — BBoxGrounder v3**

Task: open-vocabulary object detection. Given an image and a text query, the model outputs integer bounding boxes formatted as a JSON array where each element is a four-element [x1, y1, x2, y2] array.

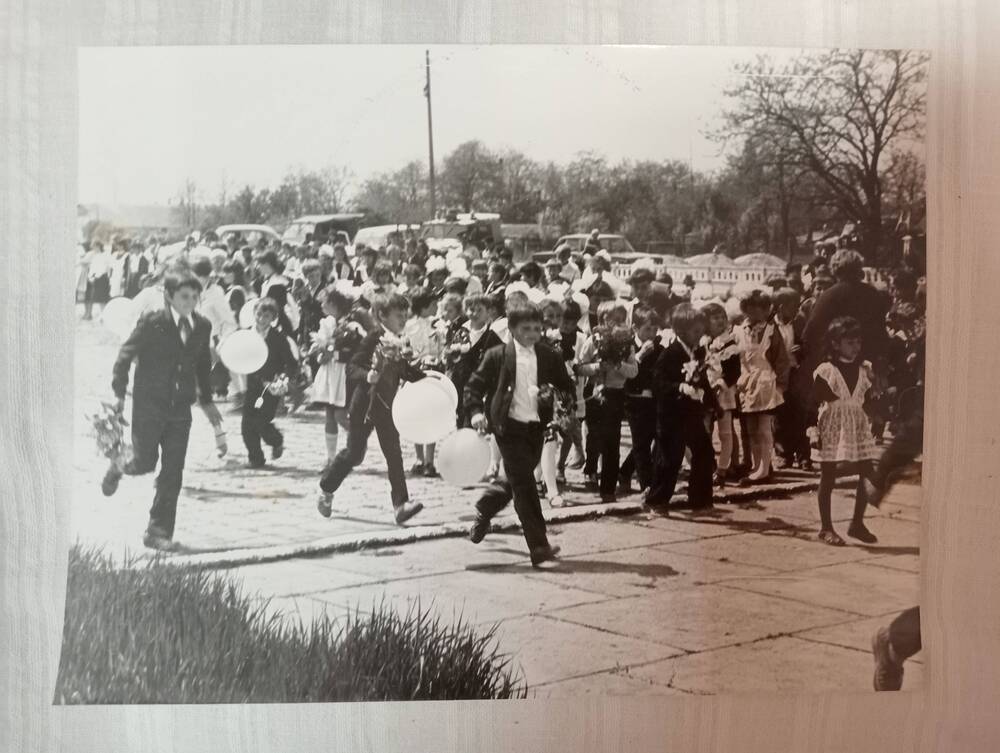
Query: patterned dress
[[735, 322, 784, 413], [814, 360, 878, 463]]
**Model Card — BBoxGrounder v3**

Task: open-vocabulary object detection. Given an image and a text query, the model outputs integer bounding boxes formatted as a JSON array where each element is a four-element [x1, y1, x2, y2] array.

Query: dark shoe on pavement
[[584, 473, 599, 489], [847, 522, 879, 544], [248, 458, 267, 469], [272, 443, 284, 460], [101, 466, 122, 497], [142, 533, 178, 552], [617, 476, 632, 495], [469, 516, 490, 544], [600, 493, 617, 504], [423, 465, 440, 478], [317, 491, 333, 518], [872, 626, 904, 691], [530, 544, 562, 568], [409, 461, 425, 476], [393, 499, 424, 525]]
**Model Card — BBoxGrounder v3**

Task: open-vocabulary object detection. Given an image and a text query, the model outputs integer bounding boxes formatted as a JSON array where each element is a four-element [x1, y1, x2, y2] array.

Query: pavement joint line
[[106, 477, 841, 571], [711, 580, 871, 619], [524, 646, 694, 693]]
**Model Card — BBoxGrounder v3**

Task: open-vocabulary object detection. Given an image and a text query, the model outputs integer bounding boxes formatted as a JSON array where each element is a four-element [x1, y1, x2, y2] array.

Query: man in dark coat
[[628, 267, 683, 322], [104, 269, 223, 551]]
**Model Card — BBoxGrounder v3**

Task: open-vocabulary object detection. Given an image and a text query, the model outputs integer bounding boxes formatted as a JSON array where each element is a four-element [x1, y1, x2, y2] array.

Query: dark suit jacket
[[349, 326, 426, 419], [449, 328, 504, 413], [122, 253, 150, 299], [652, 340, 717, 425], [801, 280, 890, 366], [464, 339, 576, 437], [112, 307, 213, 422], [247, 326, 298, 393]]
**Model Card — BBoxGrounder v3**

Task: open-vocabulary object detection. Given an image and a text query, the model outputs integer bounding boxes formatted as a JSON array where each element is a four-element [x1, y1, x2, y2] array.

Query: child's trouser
[[648, 410, 715, 506], [620, 395, 657, 490], [583, 388, 626, 495], [241, 390, 283, 465]]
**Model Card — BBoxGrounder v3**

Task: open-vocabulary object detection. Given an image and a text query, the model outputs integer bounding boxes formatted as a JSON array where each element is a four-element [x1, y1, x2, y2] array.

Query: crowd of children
[[92, 228, 926, 560]]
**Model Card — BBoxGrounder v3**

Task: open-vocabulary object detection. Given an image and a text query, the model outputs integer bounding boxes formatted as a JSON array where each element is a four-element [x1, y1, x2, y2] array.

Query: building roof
[[734, 252, 787, 268], [686, 252, 737, 267]]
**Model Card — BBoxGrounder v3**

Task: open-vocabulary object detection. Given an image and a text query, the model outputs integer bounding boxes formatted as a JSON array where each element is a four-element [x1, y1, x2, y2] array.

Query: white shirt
[[508, 340, 540, 422], [467, 322, 488, 348], [170, 305, 194, 343], [491, 317, 510, 344], [197, 280, 237, 342]]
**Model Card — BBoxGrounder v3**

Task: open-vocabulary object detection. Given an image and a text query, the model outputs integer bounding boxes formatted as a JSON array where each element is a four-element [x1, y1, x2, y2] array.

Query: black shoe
[[317, 491, 333, 518], [847, 522, 878, 544], [409, 462, 425, 476], [617, 476, 632, 495], [393, 499, 424, 525], [248, 458, 267, 469], [101, 467, 122, 497], [530, 544, 562, 568], [423, 464, 440, 478], [469, 517, 490, 544], [272, 443, 284, 460]]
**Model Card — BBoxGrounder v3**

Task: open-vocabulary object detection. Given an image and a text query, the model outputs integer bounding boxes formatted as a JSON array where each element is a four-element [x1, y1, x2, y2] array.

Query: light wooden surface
[[2, 1, 998, 751]]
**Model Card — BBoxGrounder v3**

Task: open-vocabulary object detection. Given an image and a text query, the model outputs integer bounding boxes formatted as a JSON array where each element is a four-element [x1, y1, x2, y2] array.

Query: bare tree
[[719, 49, 928, 262]]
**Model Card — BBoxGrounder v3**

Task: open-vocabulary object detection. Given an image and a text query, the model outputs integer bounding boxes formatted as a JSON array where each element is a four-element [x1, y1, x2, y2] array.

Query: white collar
[[677, 337, 696, 360], [513, 339, 535, 356], [170, 306, 192, 329]]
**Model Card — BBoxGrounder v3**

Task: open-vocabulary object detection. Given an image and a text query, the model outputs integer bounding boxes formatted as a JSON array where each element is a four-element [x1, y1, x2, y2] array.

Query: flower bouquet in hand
[[679, 356, 707, 403], [596, 325, 634, 366], [331, 317, 368, 363], [443, 326, 472, 372], [88, 400, 132, 474], [538, 384, 575, 443], [254, 373, 290, 408]]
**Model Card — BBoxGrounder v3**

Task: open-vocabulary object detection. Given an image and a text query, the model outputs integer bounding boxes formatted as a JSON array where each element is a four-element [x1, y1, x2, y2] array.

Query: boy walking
[[103, 269, 225, 551], [647, 304, 717, 510], [317, 293, 425, 525], [618, 305, 664, 495], [465, 303, 576, 567]]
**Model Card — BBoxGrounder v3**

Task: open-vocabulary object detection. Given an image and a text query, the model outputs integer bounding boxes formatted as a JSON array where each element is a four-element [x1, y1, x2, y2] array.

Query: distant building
[[78, 204, 181, 241]]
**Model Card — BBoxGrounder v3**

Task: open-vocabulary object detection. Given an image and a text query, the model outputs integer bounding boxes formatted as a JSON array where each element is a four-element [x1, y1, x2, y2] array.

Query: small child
[[555, 299, 588, 481], [404, 290, 445, 477], [735, 289, 791, 485], [647, 303, 716, 509], [446, 293, 503, 428], [773, 287, 812, 470], [578, 300, 638, 502], [619, 305, 665, 494], [701, 302, 742, 486], [243, 298, 299, 468], [308, 287, 365, 468], [318, 293, 425, 525], [813, 316, 879, 546]]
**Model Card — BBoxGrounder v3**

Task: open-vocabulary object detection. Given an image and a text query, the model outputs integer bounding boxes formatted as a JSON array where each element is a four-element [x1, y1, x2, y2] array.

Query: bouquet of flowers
[[443, 325, 472, 372], [538, 384, 575, 443], [332, 317, 367, 363], [679, 355, 707, 403], [595, 325, 634, 366], [88, 401, 132, 471], [255, 374, 290, 408]]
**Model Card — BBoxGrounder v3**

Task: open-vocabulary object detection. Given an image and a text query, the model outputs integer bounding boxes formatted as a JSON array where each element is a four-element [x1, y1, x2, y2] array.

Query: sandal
[[818, 529, 845, 546]]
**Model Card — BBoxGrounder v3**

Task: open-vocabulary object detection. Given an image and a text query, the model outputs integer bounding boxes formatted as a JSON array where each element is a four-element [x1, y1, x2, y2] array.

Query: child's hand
[[367, 369, 380, 384], [470, 413, 488, 434], [637, 340, 655, 360]]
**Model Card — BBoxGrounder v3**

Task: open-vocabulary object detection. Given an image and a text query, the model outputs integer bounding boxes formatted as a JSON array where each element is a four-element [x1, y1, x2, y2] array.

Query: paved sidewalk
[[226, 481, 921, 697]]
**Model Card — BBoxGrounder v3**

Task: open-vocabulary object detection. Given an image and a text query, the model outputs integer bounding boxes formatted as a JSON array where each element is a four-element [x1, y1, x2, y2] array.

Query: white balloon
[[392, 379, 456, 444], [421, 370, 458, 410], [437, 429, 491, 487], [238, 297, 259, 329], [218, 330, 268, 374], [100, 296, 138, 340]]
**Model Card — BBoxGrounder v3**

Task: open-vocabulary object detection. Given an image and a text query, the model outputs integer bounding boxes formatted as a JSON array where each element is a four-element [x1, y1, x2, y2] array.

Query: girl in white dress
[[309, 288, 364, 467], [812, 316, 879, 546], [735, 290, 791, 484]]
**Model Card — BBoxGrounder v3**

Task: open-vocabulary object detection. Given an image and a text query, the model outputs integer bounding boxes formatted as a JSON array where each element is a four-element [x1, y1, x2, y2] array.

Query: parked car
[[352, 223, 421, 251], [215, 224, 281, 248], [281, 213, 365, 248], [420, 211, 502, 253]]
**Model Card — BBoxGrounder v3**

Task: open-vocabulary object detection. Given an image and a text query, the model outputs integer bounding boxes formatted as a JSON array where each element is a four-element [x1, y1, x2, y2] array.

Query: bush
[[54, 546, 526, 703]]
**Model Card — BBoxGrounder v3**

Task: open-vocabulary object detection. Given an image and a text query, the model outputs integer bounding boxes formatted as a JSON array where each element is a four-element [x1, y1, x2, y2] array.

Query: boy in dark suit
[[618, 304, 665, 494], [242, 297, 299, 468], [317, 293, 425, 526], [647, 303, 716, 510], [464, 302, 576, 567], [445, 293, 503, 428], [104, 268, 224, 551]]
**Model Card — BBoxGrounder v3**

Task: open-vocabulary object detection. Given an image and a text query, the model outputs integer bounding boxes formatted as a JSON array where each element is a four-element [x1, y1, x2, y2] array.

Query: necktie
[[179, 317, 191, 345]]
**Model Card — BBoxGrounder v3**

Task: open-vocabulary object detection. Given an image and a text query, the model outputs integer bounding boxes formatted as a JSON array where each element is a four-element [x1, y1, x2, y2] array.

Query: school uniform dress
[[309, 316, 350, 408], [813, 360, 879, 464], [320, 327, 425, 508], [735, 322, 788, 413], [647, 339, 716, 508], [243, 325, 298, 467], [464, 339, 575, 553], [111, 306, 214, 540]]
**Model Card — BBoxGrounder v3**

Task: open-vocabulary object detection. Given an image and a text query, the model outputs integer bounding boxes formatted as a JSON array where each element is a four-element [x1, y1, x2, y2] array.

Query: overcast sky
[[79, 45, 801, 207]]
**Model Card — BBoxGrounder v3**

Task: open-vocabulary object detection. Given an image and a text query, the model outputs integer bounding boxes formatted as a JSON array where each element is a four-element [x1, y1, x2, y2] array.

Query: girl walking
[[813, 316, 880, 546]]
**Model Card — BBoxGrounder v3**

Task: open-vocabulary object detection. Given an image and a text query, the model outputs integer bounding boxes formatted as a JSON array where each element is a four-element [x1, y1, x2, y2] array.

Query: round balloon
[[100, 296, 138, 340], [437, 429, 491, 487], [238, 297, 259, 329], [392, 379, 456, 444], [218, 330, 267, 374], [421, 371, 458, 410]]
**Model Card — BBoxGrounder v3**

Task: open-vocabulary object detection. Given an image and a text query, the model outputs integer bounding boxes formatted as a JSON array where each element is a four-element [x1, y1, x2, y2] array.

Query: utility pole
[[424, 50, 437, 219]]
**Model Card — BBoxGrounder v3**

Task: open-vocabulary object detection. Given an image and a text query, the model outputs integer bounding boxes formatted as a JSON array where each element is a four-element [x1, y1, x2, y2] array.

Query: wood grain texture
[[2, 0, 997, 751]]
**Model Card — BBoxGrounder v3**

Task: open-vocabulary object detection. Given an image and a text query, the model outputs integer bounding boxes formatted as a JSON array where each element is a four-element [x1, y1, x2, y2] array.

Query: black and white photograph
[[56, 44, 927, 702]]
